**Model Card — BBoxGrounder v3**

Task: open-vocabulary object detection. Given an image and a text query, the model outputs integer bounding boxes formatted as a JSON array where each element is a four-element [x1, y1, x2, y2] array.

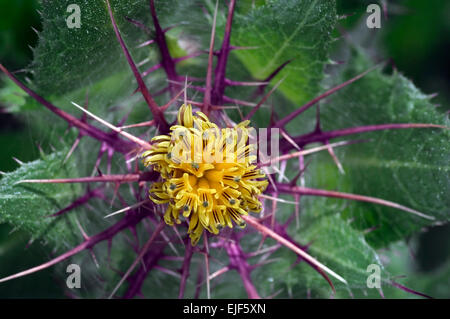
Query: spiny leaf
[[0, 150, 83, 250], [319, 48, 450, 247], [231, 0, 337, 107], [254, 214, 387, 298], [32, 0, 153, 95]]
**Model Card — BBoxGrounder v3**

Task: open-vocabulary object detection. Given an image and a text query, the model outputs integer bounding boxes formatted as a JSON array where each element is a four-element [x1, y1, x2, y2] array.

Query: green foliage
[[231, 0, 337, 106], [318, 49, 450, 247], [32, 0, 152, 95], [0, 150, 82, 249], [253, 214, 386, 298], [0, 0, 448, 299], [0, 76, 35, 112]]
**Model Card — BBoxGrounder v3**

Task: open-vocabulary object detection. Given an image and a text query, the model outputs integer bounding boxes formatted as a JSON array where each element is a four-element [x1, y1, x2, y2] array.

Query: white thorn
[[71, 101, 152, 149], [104, 200, 149, 218]]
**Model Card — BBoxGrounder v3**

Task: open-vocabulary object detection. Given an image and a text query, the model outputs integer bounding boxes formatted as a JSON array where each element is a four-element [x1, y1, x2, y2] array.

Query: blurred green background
[[0, 0, 449, 298]]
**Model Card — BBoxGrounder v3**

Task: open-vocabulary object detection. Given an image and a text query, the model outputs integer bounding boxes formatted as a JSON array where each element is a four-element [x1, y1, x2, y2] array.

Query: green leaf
[[0, 76, 38, 113], [25, 1, 196, 148], [31, 0, 209, 97], [319, 48, 450, 248], [32, 0, 337, 114], [32, 0, 153, 95], [381, 241, 450, 299], [253, 214, 388, 298], [231, 0, 337, 106], [0, 150, 83, 250]]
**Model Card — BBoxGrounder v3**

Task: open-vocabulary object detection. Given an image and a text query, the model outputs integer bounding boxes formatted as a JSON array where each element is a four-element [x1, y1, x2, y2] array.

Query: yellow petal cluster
[[142, 104, 268, 245]]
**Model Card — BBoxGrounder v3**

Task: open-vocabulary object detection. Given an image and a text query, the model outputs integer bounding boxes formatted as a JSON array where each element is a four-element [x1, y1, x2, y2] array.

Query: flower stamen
[[142, 104, 268, 245]]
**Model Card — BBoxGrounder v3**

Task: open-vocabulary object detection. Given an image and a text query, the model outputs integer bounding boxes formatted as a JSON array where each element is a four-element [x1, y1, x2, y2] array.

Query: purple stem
[[149, 0, 179, 96], [203, 0, 219, 114], [283, 123, 447, 151], [0, 64, 134, 154], [18, 172, 158, 184], [391, 281, 432, 299], [243, 76, 284, 121], [251, 59, 292, 99], [0, 213, 149, 284], [190, 85, 256, 107], [274, 64, 381, 128], [272, 222, 336, 293], [123, 242, 166, 298], [272, 184, 433, 220], [125, 16, 152, 34], [142, 52, 203, 77], [47, 187, 104, 217], [211, 0, 236, 106], [178, 241, 194, 299], [194, 262, 205, 299], [105, 0, 169, 133], [225, 239, 260, 299]]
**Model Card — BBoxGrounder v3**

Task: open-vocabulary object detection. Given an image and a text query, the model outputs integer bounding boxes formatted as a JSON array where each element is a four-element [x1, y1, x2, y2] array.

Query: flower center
[[142, 104, 268, 245]]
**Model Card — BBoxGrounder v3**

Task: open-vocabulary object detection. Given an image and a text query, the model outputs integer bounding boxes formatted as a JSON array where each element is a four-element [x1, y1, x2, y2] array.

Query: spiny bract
[[142, 104, 268, 245]]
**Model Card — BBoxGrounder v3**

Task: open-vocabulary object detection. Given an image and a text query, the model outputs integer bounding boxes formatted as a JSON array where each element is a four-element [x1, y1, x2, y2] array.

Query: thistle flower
[[142, 104, 268, 245]]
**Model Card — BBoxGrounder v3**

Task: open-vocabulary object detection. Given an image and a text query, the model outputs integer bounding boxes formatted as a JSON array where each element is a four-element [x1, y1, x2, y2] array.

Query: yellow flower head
[[142, 104, 268, 245]]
